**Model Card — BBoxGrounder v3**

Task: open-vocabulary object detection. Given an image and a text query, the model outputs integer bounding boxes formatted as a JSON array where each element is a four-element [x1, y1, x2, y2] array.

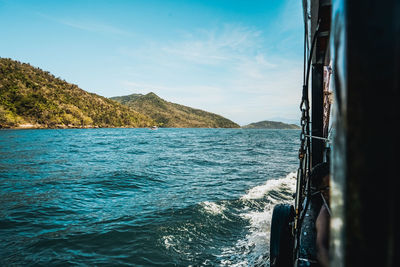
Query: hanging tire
[[270, 204, 295, 267]]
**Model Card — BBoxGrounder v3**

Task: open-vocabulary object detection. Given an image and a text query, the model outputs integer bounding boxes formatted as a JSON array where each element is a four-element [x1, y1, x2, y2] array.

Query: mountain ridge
[[110, 93, 240, 128], [0, 58, 155, 128]]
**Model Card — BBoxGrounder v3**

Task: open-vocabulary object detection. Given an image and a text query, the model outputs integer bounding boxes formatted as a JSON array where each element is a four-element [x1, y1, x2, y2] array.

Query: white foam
[[163, 172, 298, 266], [163, 235, 174, 249], [219, 171, 297, 266], [162, 233, 187, 255], [201, 201, 226, 215], [240, 172, 297, 201]]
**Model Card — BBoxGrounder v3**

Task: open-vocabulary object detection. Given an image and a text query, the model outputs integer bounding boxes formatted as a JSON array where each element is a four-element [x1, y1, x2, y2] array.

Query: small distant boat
[[150, 125, 158, 130]]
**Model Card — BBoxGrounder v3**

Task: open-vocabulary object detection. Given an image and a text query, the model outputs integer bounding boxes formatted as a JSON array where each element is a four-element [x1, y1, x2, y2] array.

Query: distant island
[[0, 58, 238, 129], [110, 93, 239, 128], [242, 120, 300, 129]]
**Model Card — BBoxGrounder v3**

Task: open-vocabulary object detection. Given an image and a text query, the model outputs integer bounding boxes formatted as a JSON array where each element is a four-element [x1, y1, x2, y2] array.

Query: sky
[[0, 0, 304, 126]]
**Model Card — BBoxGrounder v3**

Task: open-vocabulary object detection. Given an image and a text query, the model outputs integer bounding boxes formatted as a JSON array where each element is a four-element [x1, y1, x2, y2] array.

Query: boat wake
[[159, 172, 297, 266], [218, 172, 296, 266]]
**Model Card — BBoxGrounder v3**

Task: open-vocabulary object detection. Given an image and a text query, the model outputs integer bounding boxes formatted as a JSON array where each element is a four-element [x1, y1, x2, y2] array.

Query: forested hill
[[242, 120, 300, 129], [111, 93, 240, 128], [0, 58, 155, 128]]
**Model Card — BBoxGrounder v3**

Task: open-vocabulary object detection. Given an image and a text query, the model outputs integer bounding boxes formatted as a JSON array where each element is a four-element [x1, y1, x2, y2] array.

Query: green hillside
[[0, 58, 155, 128], [111, 93, 240, 128], [242, 120, 300, 129]]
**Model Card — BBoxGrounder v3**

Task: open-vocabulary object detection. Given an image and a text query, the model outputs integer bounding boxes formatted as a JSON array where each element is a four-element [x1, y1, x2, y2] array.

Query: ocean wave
[[218, 172, 297, 266], [240, 172, 296, 201], [159, 172, 298, 266], [1, 129, 301, 266], [201, 201, 227, 215]]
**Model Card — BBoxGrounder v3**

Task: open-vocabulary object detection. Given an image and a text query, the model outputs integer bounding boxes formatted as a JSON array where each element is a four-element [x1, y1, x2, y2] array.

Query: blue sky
[[0, 0, 303, 125]]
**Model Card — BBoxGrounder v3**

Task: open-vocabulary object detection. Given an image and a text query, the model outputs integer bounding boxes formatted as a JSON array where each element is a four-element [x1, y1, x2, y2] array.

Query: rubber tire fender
[[270, 203, 295, 267]]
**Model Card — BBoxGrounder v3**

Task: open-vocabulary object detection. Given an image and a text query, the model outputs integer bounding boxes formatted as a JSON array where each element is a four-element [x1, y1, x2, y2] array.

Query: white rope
[[305, 134, 330, 143]]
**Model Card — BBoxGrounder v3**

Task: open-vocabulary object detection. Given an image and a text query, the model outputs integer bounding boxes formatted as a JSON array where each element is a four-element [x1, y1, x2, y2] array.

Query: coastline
[[1, 124, 133, 130], [1, 125, 245, 130], [1, 126, 301, 130]]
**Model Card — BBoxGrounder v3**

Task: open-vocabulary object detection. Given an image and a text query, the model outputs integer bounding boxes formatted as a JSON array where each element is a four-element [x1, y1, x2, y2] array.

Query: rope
[[300, 18, 321, 110], [320, 193, 332, 217], [305, 134, 330, 142], [293, 17, 322, 262]]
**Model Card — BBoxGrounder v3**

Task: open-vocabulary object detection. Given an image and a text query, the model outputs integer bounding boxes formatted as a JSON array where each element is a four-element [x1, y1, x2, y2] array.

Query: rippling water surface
[[0, 128, 299, 266]]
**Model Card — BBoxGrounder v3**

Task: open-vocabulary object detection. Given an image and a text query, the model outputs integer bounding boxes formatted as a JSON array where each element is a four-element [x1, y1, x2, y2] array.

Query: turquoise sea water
[[0, 128, 299, 266]]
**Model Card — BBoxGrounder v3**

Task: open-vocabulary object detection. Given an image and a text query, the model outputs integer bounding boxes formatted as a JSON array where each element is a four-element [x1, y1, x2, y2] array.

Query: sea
[[0, 128, 300, 266]]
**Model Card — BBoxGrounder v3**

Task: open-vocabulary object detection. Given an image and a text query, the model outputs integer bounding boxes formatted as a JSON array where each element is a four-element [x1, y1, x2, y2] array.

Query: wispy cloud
[[118, 22, 302, 125], [162, 24, 262, 65], [38, 13, 131, 36], [59, 19, 131, 36], [278, 0, 304, 32]]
